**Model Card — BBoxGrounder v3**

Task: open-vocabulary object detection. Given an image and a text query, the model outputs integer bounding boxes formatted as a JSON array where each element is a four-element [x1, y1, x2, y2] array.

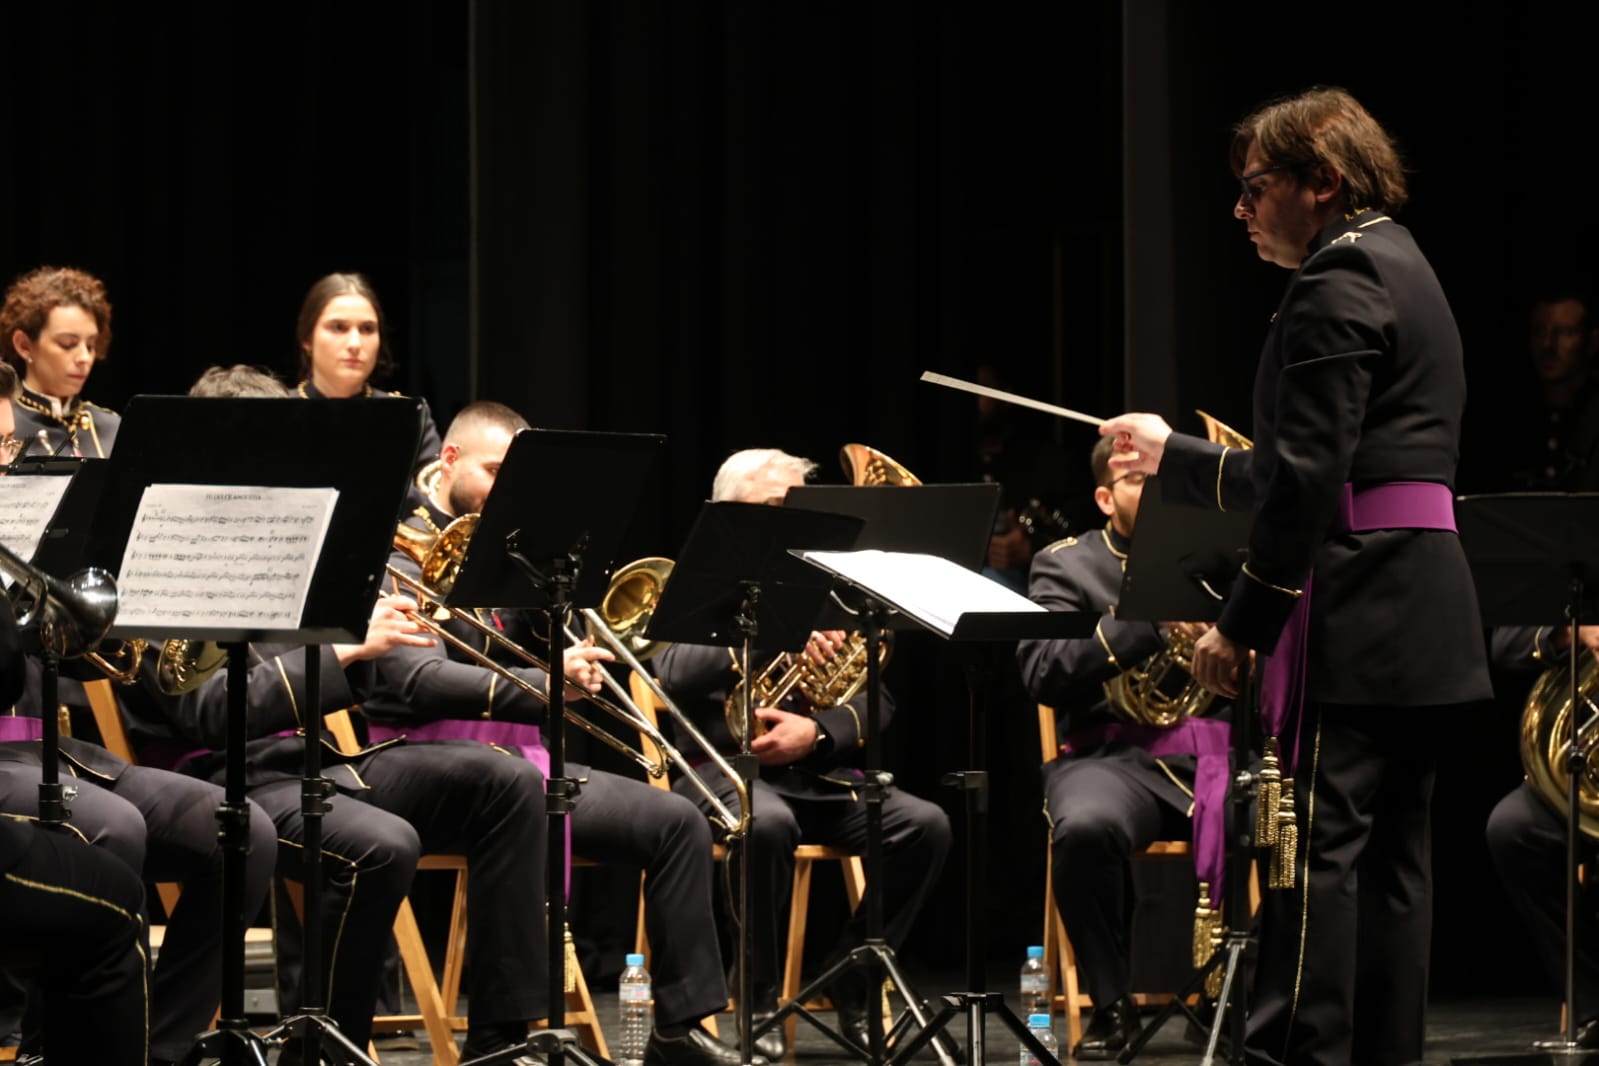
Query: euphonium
[[722, 633, 887, 739], [1519, 646, 1599, 838]]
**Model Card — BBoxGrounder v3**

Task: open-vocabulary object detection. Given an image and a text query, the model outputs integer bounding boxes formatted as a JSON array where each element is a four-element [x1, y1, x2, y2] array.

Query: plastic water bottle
[[1021, 1013, 1058, 1066], [1019, 944, 1048, 1018], [618, 952, 653, 1066]]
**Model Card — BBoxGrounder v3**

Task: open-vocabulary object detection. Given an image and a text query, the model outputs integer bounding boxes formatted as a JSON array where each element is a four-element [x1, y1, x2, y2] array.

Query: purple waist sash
[[364, 719, 569, 896], [1062, 717, 1231, 901], [0, 718, 42, 743], [1263, 481, 1458, 774]]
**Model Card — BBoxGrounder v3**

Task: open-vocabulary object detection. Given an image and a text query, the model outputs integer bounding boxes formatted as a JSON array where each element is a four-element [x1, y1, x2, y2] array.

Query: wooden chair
[[321, 710, 608, 1065], [1037, 703, 1259, 1051], [627, 670, 867, 1045]]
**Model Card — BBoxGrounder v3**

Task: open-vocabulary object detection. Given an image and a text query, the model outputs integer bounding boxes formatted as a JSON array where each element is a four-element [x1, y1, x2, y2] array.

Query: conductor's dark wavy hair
[[1230, 86, 1409, 215], [294, 271, 395, 382]]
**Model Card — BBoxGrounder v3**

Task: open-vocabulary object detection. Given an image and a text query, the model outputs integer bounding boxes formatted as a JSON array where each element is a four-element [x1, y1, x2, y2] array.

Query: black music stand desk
[[445, 427, 664, 1066], [1453, 493, 1599, 1066], [647, 499, 864, 1066], [99, 396, 419, 1066]]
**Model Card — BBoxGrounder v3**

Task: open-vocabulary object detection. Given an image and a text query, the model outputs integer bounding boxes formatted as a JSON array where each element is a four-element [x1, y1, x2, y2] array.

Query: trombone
[[569, 558, 749, 837], [387, 520, 670, 779]]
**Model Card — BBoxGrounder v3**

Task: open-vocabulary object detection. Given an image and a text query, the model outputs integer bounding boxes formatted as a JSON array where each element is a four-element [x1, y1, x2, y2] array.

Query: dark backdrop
[[4, 0, 1595, 998]]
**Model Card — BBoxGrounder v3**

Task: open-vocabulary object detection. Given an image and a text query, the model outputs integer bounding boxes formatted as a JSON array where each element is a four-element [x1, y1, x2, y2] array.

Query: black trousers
[[1246, 704, 1442, 1066], [1043, 754, 1192, 1008], [674, 772, 952, 1000], [0, 761, 276, 1061], [575, 768, 727, 1026], [1486, 780, 1599, 1021], [0, 821, 150, 1066], [256, 740, 550, 1045]]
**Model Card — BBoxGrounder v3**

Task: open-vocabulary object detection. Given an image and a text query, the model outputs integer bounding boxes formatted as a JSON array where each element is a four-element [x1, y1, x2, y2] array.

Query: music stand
[[647, 500, 865, 1065], [1451, 493, 1599, 1066], [790, 539, 1093, 1066], [96, 396, 420, 1066], [1101, 476, 1252, 1066], [445, 428, 665, 1066]]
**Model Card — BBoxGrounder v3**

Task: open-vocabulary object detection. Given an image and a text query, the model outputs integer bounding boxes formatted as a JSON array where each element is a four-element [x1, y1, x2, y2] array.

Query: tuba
[[1519, 646, 1599, 837], [840, 443, 922, 487]]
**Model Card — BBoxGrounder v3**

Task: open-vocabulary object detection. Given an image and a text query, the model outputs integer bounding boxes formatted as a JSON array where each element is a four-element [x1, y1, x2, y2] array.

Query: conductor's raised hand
[[1189, 625, 1245, 700], [1099, 413, 1173, 477]]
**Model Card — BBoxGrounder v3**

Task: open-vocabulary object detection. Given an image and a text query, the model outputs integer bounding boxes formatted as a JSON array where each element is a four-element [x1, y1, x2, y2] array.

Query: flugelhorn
[[386, 519, 671, 778], [0, 538, 117, 659]]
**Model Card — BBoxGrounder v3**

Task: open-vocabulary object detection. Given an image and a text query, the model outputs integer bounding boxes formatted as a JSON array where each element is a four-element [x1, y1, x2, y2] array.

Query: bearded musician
[[360, 401, 753, 1066], [1017, 435, 1230, 1061]]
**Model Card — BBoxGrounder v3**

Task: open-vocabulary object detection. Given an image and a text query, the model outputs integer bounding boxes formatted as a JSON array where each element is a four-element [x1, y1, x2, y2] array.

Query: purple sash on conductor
[[1260, 481, 1458, 774], [364, 719, 571, 895], [1061, 717, 1232, 904]]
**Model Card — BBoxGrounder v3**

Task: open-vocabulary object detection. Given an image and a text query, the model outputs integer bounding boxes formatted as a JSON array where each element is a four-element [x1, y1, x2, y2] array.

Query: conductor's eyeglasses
[[1238, 165, 1289, 205]]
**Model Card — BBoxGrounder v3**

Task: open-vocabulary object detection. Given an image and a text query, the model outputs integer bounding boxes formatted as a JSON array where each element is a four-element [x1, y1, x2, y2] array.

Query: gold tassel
[[1256, 738, 1281, 847], [1270, 781, 1298, 890], [1192, 882, 1219, 969], [564, 923, 580, 994]]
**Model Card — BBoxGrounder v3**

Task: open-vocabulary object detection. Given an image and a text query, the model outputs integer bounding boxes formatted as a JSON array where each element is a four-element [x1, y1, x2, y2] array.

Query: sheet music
[[799, 549, 1043, 636], [0, 475, 73, 583], [116, 484, 339, 630]]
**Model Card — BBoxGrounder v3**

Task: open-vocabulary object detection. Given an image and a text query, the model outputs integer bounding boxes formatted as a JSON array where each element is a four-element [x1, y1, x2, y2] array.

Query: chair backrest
[[627, 671, 673, 793], [1037, 703, 1058, 763], [324, 708, 364, 756], [83, 679, 138, 764]]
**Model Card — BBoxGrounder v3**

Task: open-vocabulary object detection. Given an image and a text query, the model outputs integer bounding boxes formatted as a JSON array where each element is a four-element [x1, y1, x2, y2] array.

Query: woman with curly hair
[[0, 266, 118, 458]]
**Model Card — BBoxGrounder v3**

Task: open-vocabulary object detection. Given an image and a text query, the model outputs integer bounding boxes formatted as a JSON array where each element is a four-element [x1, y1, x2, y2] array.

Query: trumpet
[[387, 519, 672, 779], [0, 538, 118, 659]]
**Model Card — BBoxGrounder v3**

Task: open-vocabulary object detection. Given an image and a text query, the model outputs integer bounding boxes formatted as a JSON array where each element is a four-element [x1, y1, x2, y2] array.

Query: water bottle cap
[[626, 953, 645, 967], [1029, 1014, 1051, 1027], [1026, 945, 1044, 958]]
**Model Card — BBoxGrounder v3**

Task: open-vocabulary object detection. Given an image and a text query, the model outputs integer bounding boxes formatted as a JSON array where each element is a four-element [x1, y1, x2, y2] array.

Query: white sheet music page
[[798, 549, 1043, 636], [116, 485, 340, 630], [0, 475, 73, 583]]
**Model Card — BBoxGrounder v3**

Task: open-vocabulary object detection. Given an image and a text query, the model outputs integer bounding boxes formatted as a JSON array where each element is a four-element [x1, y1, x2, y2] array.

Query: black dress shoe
[[1072, 995, 1139, 1061], [751, 1005, 789, 1061], [644, 1025, 769, 1066]]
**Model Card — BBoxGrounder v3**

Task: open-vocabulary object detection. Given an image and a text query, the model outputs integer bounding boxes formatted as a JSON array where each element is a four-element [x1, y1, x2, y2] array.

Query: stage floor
[[351, 992, 1568, 1064]]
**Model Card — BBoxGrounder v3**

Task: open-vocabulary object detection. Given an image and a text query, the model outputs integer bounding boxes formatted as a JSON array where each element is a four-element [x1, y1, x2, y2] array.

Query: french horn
[[1519, 645, 1599, 838]]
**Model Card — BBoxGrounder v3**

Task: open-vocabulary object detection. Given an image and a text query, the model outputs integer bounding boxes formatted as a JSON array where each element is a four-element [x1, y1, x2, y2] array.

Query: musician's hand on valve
[[1550, 625, 1599, 656], [561, 637, 616, 700], [1190, 625, 1244, 699], [334, 594, 434, 666], [751, 707, 821, 766], [805, 630, 847, 666], [1098, 413, 1172, 476]]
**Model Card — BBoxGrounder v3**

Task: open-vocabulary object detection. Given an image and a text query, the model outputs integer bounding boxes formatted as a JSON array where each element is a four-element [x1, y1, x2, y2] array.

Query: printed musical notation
[[116, 484, 339, 631], [0, 475, 73, 583]]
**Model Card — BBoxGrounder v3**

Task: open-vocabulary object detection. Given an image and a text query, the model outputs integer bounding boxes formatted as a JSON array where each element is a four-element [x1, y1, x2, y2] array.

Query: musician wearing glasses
[[652, 448, 953, 1061], [0, 266, 120, 459], [105, 366, 551, 1061], [362, 401, 753, 1066], [1017, 435, 1222, 1061], [1102, 87, 1491, 1066]]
